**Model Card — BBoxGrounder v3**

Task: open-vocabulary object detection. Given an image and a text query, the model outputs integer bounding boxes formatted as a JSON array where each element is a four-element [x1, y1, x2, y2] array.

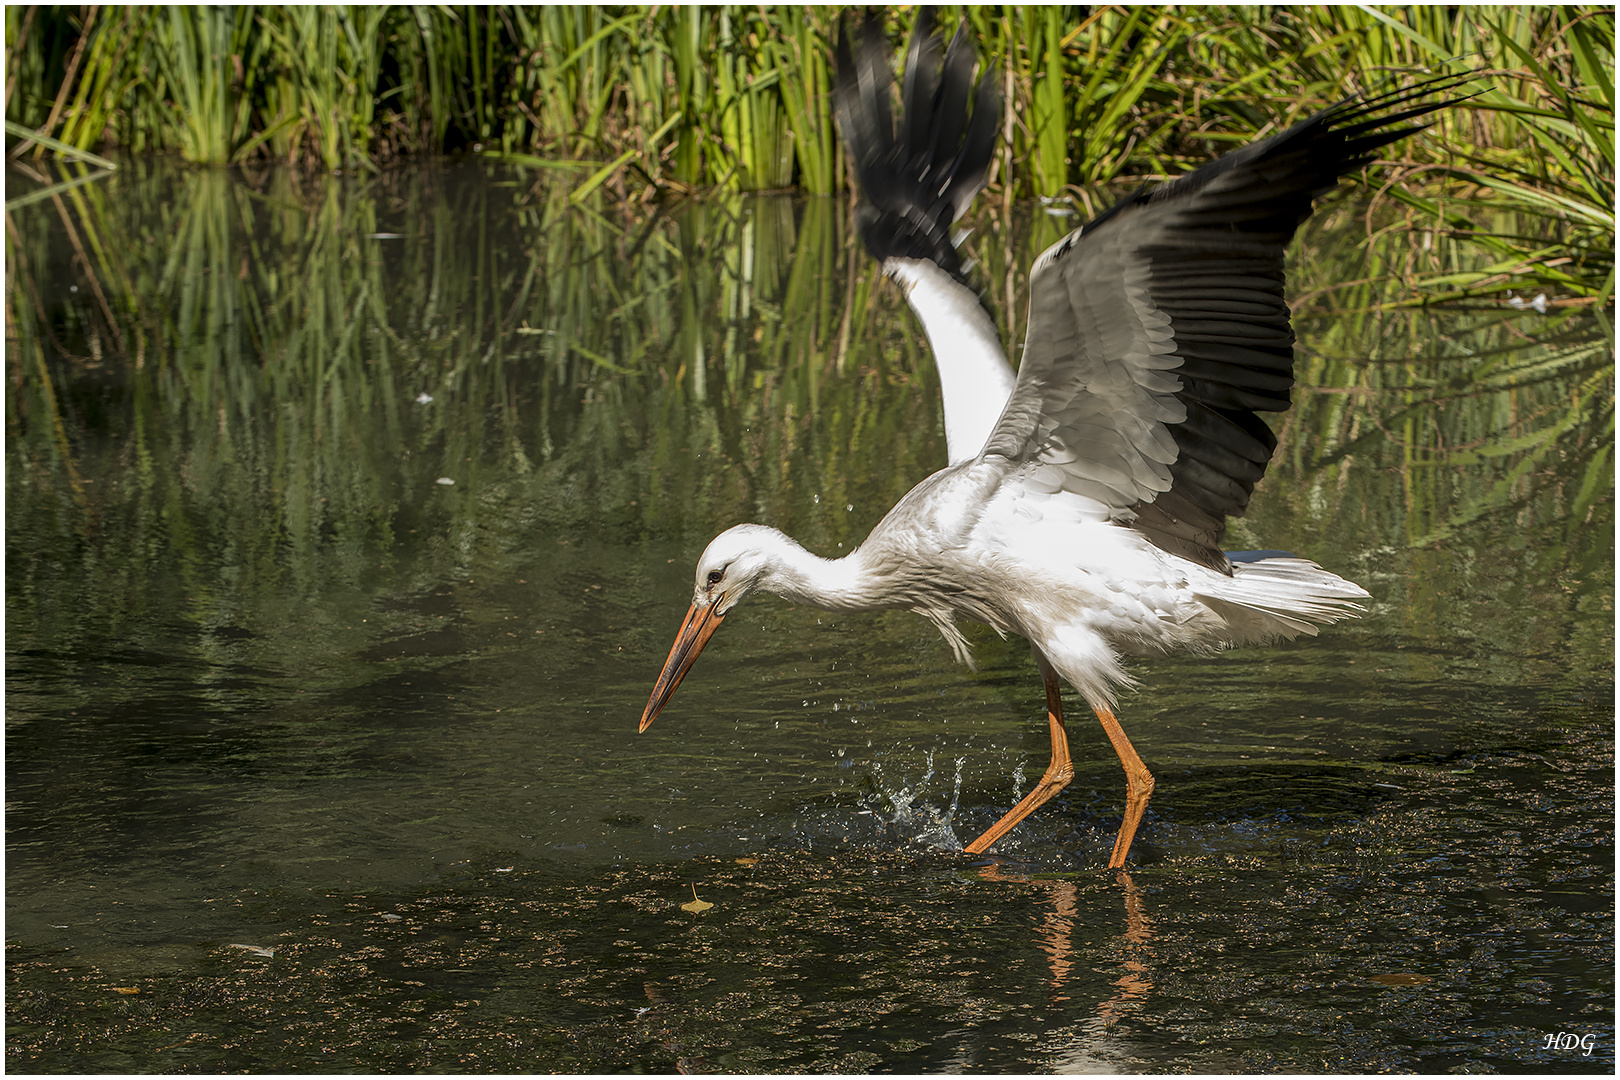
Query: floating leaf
[[680, 884, 713, 913], [109, 986, 139, 995], [735, 857, 759, 866]]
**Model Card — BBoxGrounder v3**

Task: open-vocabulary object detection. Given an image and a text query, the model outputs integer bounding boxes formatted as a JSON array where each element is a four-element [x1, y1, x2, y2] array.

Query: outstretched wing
[[833, 8, 1014, 464], [982, 78, 1472, 572]]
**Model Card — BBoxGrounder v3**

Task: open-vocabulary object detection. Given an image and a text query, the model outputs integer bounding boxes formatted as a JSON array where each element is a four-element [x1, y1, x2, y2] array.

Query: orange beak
[[639, 602, 727, 733]]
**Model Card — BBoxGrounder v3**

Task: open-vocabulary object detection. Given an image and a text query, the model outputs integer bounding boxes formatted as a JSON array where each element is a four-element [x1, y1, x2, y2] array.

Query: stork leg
[[1096, 706, 1155, 868], [962, 652, 1156, 867], [963, 650, 1073, 855]]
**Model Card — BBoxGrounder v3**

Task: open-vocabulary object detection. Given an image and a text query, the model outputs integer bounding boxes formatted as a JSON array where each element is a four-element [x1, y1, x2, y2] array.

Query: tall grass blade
[[4, 119, 117, 169]]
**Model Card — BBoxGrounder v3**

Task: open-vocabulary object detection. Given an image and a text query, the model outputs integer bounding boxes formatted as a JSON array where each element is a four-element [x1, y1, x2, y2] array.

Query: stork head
[[638, 524, 787, 733], [688, 524, 785, 612]]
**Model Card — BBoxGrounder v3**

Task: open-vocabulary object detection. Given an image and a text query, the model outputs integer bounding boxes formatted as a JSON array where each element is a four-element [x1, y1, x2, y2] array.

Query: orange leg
[[1098, 706, 1155, 869], [963, 651, 1156, 868], [963, 652, 1073, 855]]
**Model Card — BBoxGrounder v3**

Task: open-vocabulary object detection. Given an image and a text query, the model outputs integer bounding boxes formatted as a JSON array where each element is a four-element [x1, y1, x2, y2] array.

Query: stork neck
[[758, 533, 882, 612]]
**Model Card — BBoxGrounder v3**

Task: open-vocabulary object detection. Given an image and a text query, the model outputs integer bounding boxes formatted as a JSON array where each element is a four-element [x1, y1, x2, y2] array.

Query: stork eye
[[706, 569, 724, 587]]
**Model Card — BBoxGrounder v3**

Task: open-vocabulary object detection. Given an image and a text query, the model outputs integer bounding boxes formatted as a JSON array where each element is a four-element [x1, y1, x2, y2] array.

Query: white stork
[[638, 9, 1466, 868]]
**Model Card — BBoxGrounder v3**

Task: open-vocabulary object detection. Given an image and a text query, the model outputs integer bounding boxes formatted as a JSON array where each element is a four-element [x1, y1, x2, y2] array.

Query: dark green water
[[6, 159, 1613, 1073]]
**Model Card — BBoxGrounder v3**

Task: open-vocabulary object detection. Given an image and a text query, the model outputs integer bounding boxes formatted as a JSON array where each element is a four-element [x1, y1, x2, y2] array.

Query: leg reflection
[[1033, 877, 1079, 998], [1096, 870, 1153, 1027], [972, 865, 1153, 1008], [974, 863, 1160, 1071], [975, 862, 1078, 995], [965, 867, 1082, 1003]]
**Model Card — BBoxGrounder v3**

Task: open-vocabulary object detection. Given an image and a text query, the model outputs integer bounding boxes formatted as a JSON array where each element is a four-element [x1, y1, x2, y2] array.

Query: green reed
[[7, 9, 1609, 216]]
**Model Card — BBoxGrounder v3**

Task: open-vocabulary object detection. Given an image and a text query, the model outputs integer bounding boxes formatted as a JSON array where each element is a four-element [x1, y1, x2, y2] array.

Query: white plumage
[[884, 258, 1014, 464], [638, 9, 1465, 867]]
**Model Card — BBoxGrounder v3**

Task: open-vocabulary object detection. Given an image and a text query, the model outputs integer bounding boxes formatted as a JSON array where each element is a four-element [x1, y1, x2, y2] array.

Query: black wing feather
[[834, 8, 1002, 280], [983, 73, 1474, 571]]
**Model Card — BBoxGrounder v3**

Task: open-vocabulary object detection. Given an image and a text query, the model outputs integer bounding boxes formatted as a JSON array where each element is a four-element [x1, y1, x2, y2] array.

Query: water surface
[[6, 159, 1613, 1072]]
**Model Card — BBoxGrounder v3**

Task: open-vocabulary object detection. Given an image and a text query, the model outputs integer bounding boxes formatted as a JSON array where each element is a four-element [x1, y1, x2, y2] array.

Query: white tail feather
[[1196, 557, 1370, 646]]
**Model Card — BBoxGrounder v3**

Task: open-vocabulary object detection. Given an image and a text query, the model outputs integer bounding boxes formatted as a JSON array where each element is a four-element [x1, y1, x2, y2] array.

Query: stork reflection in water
[[639, 9, 1467, 868]]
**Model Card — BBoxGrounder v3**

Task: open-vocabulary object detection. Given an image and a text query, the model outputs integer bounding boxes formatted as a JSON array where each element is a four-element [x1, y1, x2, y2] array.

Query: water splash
[[859, 752, 968, 851]]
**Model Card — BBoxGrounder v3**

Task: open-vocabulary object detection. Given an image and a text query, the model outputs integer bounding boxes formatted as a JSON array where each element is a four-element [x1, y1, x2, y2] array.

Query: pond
[[6, 158, 1614, 1073]]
